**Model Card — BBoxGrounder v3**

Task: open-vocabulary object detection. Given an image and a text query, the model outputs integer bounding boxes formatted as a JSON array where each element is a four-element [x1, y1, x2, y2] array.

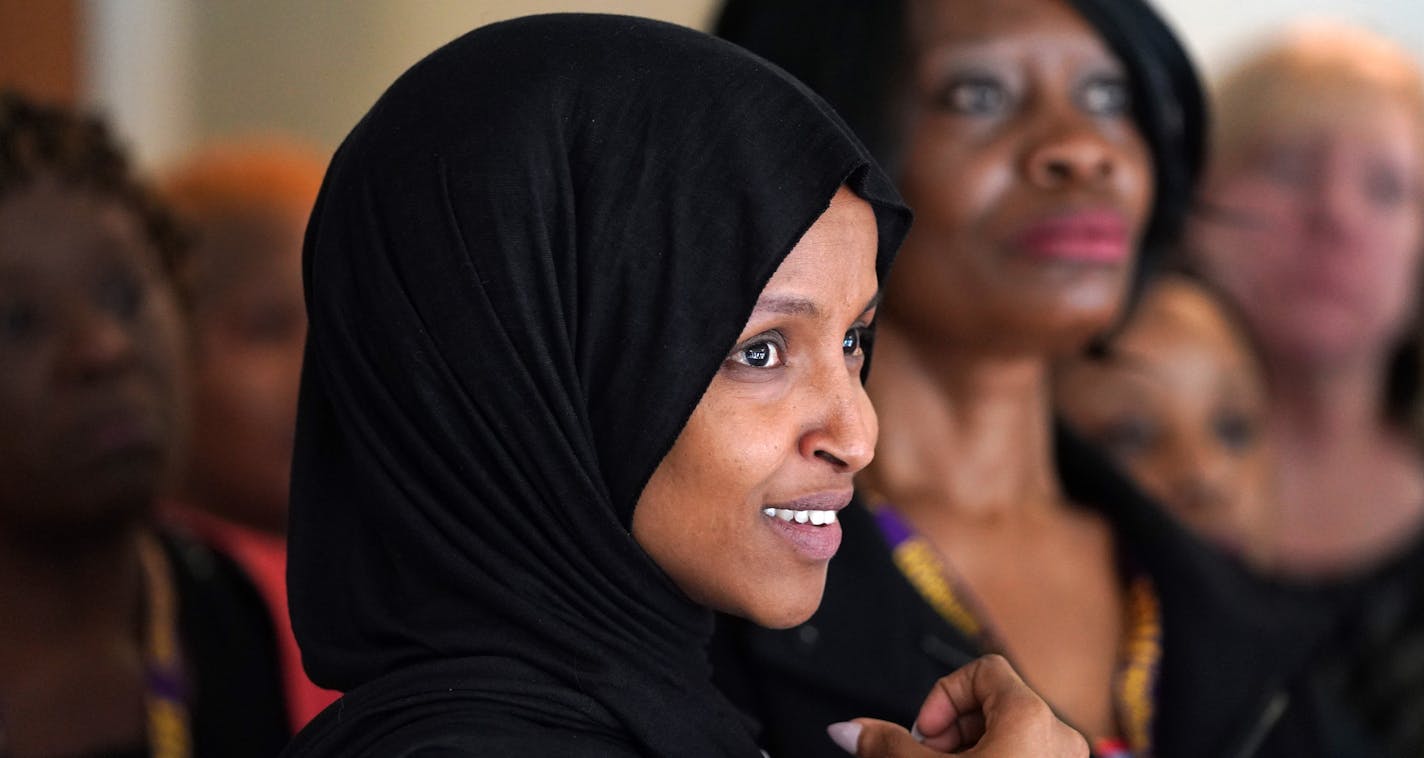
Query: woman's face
[[633, 187, 880, 629], [886, 0, 1153, 353], [1188, 94, 1424, 369], [182, 209, 308, 533], [0, 179, 186, 538], [1055, 278, 1274, 559]]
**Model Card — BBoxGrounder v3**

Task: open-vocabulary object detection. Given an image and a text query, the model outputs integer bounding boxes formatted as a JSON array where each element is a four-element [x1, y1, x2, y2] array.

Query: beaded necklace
[[872, 504, 1161, 758]]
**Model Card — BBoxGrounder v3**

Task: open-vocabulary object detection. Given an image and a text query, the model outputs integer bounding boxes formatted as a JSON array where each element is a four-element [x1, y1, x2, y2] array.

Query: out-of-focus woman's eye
[[241, 301, 305, 344], [1079, 76, 1130, 116], [730, 339, 783, 369], [1365, 166, 1410, 208], [1258, 146, 1314, 187], [97, 272, 145, 322], [1213, 411, 1258, 453], [1097, 416, 1159, 458], [936, 76, 1009, 115], [0, 298, 43, 344]]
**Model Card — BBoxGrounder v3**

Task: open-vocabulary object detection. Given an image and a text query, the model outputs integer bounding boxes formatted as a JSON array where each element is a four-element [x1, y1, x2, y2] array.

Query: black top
[[283, 13, 909, 758], [711, 425, 1354, 758], [167, 528, 290, 757]]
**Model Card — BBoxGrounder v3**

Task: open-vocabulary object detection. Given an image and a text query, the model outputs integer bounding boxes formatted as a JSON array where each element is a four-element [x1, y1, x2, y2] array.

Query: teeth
[[761, 508, 838, 526]]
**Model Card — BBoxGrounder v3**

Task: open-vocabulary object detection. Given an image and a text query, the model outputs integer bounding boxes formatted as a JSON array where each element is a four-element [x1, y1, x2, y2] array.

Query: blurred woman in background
[[1053, 272, 1277, 568], [714, 1, 1352, 755], [161, 139, 337, 730], [1186, 22, 1424, 754], [0, 91, 288, 758]]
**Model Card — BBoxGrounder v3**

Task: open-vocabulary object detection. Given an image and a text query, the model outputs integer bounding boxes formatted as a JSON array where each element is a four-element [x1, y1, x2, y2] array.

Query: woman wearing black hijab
[[282, 14, 1084, 758], [712, 1, 1354, 757]]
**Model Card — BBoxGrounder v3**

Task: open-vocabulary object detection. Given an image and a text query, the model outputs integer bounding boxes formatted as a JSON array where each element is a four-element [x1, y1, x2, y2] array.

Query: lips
[[1012, 209, 1131, 264], [761, 490, 852, 562], [67, 407, 165, 465]]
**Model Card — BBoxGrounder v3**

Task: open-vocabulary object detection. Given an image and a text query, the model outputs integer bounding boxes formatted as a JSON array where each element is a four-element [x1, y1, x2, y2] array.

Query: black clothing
[[711, 426, 1347, 758], [166, 528, 291, 757], [283, 14, 909, 758], [1304, 533, 1424, 756]]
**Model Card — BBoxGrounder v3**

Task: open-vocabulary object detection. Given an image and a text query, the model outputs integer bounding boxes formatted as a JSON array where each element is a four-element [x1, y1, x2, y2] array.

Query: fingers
[[912, 654, 1022, 748], [829, 718, 927, 758], [908, 654, 1090, 758]]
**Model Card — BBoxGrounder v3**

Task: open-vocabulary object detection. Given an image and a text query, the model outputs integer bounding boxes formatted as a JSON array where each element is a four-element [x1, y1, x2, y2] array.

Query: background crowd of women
[[1, 0, 1423, 755]]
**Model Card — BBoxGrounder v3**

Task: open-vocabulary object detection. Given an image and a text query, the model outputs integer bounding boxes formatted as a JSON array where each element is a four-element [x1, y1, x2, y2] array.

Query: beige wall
[[78, 0, 1424, 169], [85, 1, 718, 167]]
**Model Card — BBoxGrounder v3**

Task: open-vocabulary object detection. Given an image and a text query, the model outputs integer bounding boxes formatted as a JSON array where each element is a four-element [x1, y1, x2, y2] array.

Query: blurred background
[[5, 0, 1424, 169]]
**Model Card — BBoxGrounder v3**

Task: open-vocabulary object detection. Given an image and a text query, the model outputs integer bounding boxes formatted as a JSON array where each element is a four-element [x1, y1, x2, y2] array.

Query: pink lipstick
[[1013, 209, 1131, 264]]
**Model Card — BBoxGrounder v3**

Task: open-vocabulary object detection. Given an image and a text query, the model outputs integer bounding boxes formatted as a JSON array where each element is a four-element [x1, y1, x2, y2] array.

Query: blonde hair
[[1211, 20, 1424, 163]]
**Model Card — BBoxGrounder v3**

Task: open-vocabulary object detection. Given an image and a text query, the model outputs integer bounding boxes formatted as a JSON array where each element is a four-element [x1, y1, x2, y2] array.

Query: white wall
[[1152, 0, 1424, 78], [82, 0, 1424, 170]]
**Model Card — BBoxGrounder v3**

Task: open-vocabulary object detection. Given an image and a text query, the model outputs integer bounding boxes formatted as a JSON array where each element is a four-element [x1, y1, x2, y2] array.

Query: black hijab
[[284, 14, 909, 757]]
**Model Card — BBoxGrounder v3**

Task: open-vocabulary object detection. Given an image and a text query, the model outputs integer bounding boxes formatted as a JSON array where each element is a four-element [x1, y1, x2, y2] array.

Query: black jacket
[[711, 427, 1362, 757]]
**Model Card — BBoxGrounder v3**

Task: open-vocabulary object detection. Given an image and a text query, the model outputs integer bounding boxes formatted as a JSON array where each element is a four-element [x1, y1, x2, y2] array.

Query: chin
[[739, 578, 827, 630]]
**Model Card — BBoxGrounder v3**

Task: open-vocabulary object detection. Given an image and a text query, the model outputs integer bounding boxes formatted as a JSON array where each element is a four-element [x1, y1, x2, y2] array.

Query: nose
[[1304, 150, 1368, 243], [1166, 444, 1232, 517], [798, 365, 877, 474], [59, 303, 139, 383], [1026, 123, 1118, 190]]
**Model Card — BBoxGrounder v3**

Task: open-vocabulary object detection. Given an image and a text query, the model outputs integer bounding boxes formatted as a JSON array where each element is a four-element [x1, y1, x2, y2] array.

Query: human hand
[[826, 654, 1088, 757]]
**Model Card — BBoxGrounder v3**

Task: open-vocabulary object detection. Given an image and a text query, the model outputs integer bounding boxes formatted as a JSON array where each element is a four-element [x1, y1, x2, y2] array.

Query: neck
[[0, 523, 147, 654], [861, 319, 1061, 522], [1266, 351, 1389, 447], [1264, 350, 1424, 573]]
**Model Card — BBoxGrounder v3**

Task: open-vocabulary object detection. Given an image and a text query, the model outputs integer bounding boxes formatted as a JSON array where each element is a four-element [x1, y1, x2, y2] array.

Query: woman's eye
[[1213, 412, 1258, 452], [1257, 147, 1314, 187], [97, 273, 145, 322], [1079, 76, 1130, 116], [1365, 167, 1410, 208], [0, 300, 43, 343], [732, 340, 783, 369], [1097, 416, 1159, 458], [936, 77, 1008, 115], [843, 326, 869, 358]]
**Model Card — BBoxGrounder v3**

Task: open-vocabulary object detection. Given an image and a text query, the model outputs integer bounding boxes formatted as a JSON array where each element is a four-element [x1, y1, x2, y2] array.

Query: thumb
[[828, 718, 926, 758]]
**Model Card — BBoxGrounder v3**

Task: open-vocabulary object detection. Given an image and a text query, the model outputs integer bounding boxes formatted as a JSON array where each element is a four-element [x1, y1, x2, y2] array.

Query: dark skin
[[176, 209, 307, 534], [0, 178, 186, 756], [859, 0, 1153, 743]]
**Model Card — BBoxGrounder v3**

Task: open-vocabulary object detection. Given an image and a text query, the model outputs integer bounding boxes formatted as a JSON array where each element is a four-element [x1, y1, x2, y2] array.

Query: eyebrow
[[752, 290, 883, 319]]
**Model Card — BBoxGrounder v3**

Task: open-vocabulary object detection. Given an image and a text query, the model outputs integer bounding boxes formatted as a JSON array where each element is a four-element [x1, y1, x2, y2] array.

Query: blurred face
[[1189, 93, 1424, 369], [181, 210, 307, 533], [1055, 278, 1273, 558], [633, 187, 880, 629], [886, 0, 1153, 354], [0, 179, 186, 540]]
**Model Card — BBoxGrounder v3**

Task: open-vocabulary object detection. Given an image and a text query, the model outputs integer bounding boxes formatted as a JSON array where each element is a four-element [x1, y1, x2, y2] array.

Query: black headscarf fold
[[285, 14, 908, 757]]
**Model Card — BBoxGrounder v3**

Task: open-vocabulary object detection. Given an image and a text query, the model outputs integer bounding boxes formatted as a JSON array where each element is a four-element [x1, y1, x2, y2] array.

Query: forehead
[[0, 180, 153, 275], [762, 189, 879, 296], [909, 0, 1109, 58], [1119, 280, 1251, 365]]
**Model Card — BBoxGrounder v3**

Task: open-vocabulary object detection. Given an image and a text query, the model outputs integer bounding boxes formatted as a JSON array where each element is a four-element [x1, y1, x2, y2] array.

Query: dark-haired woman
[[712, 2, 1347, 756], [0, 92, 289, 757], [279, 14, 1085, 758]]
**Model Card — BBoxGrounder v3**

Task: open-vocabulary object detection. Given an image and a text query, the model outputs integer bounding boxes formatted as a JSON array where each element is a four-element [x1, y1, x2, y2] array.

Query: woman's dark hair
[[0, 90, 186, 278], [715, 0, 1208, 314]]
